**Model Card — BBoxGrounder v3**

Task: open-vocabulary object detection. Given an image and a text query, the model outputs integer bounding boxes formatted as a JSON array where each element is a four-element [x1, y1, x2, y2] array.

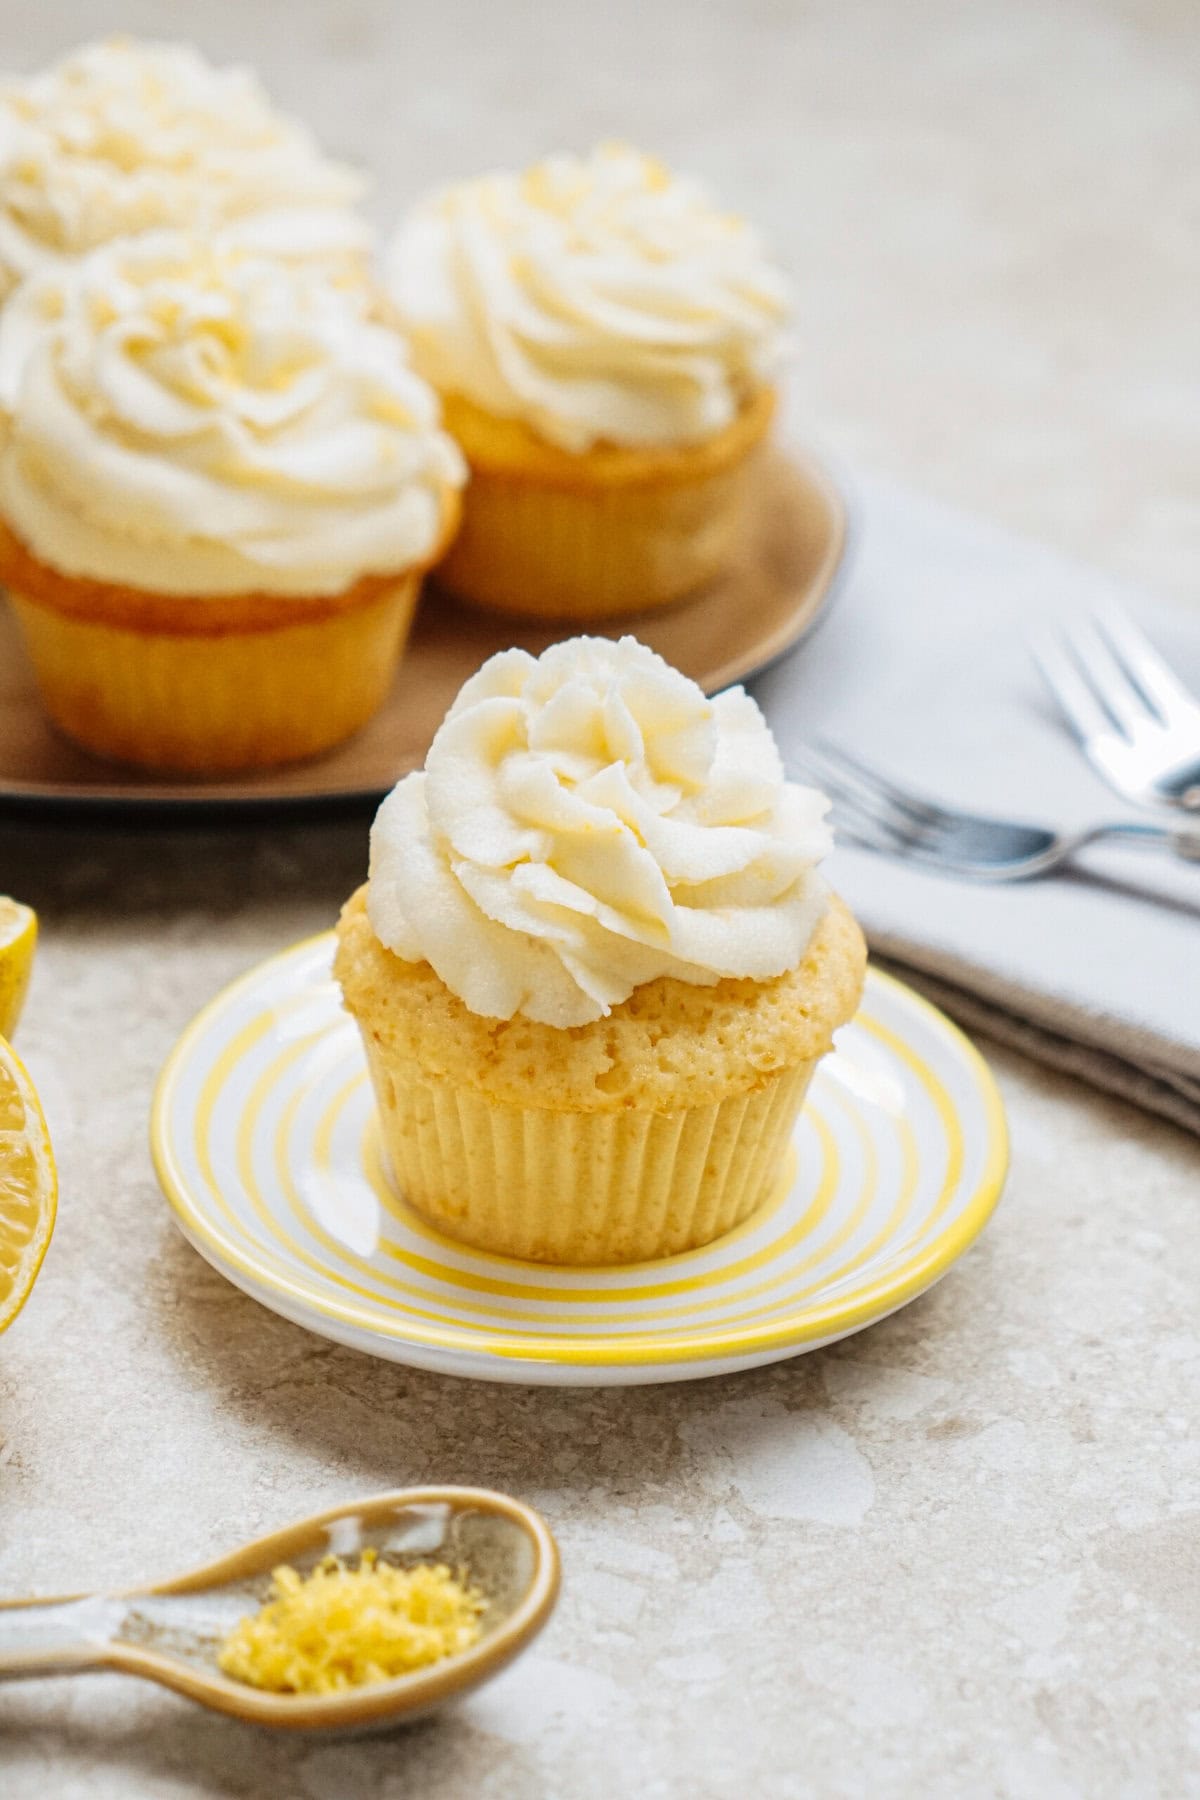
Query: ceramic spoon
[[0, 1486, 559, 1731]]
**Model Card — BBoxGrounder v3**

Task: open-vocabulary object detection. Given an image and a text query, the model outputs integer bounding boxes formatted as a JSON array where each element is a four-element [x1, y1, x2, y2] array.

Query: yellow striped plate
[[151, 936, 1007, 1387]]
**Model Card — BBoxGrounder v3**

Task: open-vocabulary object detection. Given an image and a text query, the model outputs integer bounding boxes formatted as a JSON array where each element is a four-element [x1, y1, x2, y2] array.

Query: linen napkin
[[751, 473, 1200, 1135]]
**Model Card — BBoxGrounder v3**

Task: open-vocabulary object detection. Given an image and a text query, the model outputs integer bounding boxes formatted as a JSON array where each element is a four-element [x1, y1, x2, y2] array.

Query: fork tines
[[1033, 606, 1200, 743], [788, 741, 933, 854]]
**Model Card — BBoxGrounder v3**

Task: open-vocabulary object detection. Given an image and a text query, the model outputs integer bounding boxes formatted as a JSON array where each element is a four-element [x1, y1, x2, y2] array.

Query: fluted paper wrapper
[[360, 1036, 818, 1264], [8, 573, 421, 774], [436, 447, 764, 621]]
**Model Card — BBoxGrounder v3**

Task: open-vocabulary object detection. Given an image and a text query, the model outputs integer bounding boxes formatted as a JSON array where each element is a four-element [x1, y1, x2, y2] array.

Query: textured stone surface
[[1, 2, 1198, 1796]]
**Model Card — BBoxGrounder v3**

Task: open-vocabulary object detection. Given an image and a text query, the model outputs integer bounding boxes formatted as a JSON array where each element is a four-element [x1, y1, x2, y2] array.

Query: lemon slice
[[0, 898, 37, 1040], [0, 1036, 56, 1334]]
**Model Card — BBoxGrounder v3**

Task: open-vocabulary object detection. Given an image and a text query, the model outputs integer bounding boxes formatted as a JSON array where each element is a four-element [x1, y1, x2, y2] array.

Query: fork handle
[[1078, 821, 1200, 861]]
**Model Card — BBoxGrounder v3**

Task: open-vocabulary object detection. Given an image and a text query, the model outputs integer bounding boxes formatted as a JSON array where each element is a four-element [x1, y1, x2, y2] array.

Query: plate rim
[[0, 446, 849, 817], [150, 934, 1009, 1371]]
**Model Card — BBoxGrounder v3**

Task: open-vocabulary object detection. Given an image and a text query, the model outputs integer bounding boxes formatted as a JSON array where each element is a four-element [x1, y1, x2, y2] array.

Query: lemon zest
[[217, 1550, 485, 1695]]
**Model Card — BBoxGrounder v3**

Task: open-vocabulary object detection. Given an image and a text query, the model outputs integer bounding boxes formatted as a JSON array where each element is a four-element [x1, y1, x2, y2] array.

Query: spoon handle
[[0, 1594, 120, 1679]]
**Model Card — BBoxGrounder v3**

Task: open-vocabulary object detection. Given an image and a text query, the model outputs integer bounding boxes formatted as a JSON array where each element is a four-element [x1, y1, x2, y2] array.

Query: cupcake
[[0, 38, 372, 299], [387, 143, 790, 620], [0, 234, 465, 773], [335, 635, 865, 1264]]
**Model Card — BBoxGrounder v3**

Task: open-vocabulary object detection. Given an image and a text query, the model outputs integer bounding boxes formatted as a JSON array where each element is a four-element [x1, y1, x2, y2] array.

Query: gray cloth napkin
[[750, 473, 1200, 1135]]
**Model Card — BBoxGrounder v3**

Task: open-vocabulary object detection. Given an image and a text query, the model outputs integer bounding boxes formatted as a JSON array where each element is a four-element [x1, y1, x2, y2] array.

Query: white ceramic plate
[[152, 936, 1008, 1387]]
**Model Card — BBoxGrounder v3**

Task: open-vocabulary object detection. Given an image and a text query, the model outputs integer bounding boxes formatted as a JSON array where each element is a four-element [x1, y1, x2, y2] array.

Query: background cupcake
[[0, 233, 464, 773], [0, 37, 371, 300], [387, 143, 791, 620], [336, 635, 865, 1264]]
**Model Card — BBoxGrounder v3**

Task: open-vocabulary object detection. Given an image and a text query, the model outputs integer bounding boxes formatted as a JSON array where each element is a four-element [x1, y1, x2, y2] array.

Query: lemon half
[[0, 1036, 56, 1334], [0, 898, 37, 1040]]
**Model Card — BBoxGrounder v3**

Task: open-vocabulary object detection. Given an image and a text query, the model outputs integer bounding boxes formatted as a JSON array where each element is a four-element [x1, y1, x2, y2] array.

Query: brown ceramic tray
[[0, 448, 846, 816]]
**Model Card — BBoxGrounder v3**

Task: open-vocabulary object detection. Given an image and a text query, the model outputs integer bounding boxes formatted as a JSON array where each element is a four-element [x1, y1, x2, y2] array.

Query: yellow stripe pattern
[[151, 935, 1008, 1376]]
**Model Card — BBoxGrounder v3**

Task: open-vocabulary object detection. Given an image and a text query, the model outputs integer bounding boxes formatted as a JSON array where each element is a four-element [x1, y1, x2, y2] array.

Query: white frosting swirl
[[0, 234, 465, 596], [368, 636, 831, 1027], [0, 39, 369, 297], [387, 143, 791, 453]]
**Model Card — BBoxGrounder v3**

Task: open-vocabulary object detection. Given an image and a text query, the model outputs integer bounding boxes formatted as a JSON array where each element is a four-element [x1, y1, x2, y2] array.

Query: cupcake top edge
[[366, 633, 834, 1030], [387, 142, 792, 455], [0, 233, 466, 599], [0, 36, 369, 297]]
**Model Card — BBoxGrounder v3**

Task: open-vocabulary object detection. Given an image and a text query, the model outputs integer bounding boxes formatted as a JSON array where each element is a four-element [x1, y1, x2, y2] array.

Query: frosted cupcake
[[387, 144, 790, 620], [335, 635, 865, 1264], [0, 235, 464, 773], [0, 39, 372, 299]]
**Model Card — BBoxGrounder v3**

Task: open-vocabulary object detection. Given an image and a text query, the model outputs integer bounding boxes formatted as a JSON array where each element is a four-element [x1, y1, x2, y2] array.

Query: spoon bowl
[[0, 1487, 559, 1732]]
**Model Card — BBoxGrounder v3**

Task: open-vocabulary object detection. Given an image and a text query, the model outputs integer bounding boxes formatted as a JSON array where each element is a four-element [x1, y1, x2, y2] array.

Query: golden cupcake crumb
[[335, 885, 865, 1113]]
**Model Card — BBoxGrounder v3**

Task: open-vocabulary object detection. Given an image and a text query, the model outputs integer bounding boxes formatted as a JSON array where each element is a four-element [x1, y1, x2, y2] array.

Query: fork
[[789, 741, 1200, 883], [1032, 606, 1200, 811]]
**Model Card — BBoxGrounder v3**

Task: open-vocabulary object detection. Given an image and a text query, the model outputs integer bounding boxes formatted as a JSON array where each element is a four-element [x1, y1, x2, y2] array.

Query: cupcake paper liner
[[433, 389, 774, 621], [8, 574, 422, 774], [360, 1036, 817, 1264], [434, 458, 762, 621]]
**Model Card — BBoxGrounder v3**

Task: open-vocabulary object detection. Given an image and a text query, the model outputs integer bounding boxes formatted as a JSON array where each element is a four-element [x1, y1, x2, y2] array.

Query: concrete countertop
[[1, 2, 1197, 1795]]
